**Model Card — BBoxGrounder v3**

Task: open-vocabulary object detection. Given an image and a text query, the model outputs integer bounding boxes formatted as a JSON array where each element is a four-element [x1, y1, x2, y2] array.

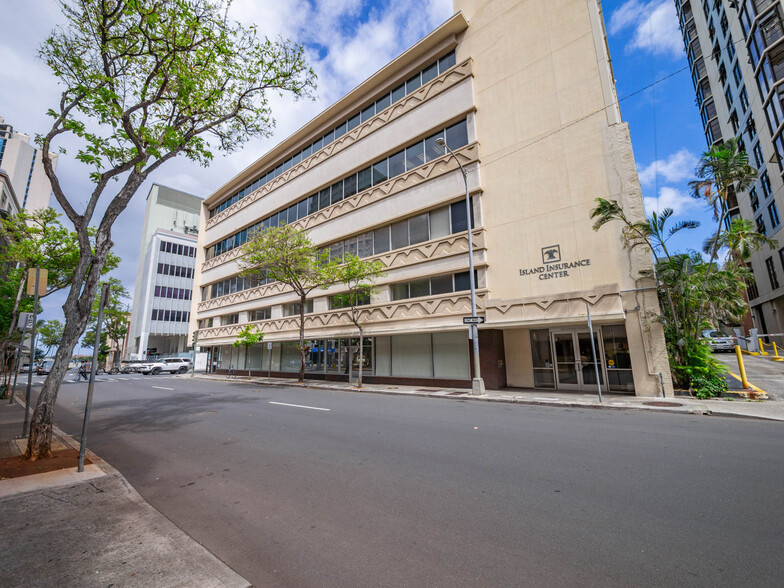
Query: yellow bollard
[[759, 338, 769, 355], [736, 345, 750, 389], [773, 342, 784, 362]]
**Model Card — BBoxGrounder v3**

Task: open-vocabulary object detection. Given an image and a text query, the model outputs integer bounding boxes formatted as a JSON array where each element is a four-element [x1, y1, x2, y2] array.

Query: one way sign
[[463, 316, 485, 325]]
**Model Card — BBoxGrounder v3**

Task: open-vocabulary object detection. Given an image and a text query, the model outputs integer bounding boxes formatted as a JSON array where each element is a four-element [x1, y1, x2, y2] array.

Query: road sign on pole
[[462, 316, 485, 325], [26, 268, 48, 296], [17, 312, 34, 330]]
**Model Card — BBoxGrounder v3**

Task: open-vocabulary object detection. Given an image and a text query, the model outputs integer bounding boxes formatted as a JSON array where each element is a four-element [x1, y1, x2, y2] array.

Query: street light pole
[[436, 138, 485, 395]]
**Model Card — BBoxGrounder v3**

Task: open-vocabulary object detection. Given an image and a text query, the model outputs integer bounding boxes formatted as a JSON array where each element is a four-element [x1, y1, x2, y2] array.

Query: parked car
[[18, 363, 32, 374], [37, 360, 55, 375], [140, 357, 192, 375], [701, 329, 735, 352]]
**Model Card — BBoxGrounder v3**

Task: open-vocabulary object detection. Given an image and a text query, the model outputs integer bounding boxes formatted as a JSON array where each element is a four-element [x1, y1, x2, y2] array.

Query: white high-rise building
[[0, 116, 56, 211], [127, 184, 201, 360], [675, 0, 784, 334]]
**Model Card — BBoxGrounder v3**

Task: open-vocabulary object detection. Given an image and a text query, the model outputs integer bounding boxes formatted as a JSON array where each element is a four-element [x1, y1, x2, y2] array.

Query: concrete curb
[[188, 374, 784, 422]]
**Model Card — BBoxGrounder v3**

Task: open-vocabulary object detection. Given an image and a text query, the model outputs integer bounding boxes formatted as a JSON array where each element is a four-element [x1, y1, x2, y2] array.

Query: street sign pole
[[586, 302, 603, 404], [22, 270, 42, 436], [78, 283, 110, 472]]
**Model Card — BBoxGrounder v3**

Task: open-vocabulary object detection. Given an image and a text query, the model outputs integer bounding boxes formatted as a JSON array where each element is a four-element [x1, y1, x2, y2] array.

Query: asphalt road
[[34, 374, 784, 587]]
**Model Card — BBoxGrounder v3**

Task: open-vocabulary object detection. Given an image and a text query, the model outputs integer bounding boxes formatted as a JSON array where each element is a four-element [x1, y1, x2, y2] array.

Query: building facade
[[0, 116, 56, 211], [675, 0, 784, 334], [190, 0, 672, 396], [127, 184, 201, 359]]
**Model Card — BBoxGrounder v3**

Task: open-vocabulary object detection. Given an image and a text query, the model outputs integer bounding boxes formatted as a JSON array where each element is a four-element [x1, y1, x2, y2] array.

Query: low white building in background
[[127, 184, 201, 360], [0, 115, 56, 211]]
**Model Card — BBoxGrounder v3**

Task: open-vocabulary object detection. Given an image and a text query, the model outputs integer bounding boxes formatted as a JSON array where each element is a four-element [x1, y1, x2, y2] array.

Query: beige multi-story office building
[[675, 0, 784, 336], [190, 0, 672, 396]]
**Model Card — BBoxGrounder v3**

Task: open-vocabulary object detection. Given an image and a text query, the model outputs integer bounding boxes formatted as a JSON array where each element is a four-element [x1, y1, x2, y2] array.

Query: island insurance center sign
[[519, 245, 590, 280]]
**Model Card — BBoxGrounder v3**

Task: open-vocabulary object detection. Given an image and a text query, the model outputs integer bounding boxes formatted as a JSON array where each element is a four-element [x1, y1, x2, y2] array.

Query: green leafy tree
[[689, 137, 758, 339], [239, 224, 338, 382], [0, 208, 118, 375], [332, 255, 384, 388], [26, 0, 316, 459], [233, 325, 264, 377], [38, 319, 65, 357]]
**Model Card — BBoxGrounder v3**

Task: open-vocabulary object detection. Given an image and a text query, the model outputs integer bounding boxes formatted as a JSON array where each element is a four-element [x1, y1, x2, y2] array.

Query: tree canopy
[[26, 0, 317, 460]]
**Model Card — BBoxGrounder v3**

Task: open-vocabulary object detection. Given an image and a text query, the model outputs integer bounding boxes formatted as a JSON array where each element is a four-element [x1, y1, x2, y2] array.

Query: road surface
[[31, 374, 784, 587]]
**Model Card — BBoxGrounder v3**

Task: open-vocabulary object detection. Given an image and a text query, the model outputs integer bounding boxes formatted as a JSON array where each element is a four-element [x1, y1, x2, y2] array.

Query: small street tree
[[25, 0, 316, 459], [239, 224, 338, 382], [233, 325, 264, 378], [332, 254, 384, 388], [38, 320, 65, 357]]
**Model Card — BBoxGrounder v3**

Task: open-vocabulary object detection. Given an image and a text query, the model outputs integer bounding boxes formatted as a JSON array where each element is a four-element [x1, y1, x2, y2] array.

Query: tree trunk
[[298, 294, 306, 382], [25, 241, 110, 460], [357, 326, 364, 388], [0, 276, 28, 386]]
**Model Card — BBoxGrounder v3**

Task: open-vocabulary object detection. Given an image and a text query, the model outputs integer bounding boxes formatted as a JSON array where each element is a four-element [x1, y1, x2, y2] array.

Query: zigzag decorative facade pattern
[[200, 142, 480, 272], [196, 229, 486, 312], [197, 291, 488, 342], [205, 58, 474, 231]]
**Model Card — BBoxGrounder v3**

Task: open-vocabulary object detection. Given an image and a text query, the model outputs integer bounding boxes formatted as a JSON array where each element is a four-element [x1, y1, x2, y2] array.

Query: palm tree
[[590, 198, 700, 340], [703, 218, 778, 269], [688, 137, 757, 338], [649, 208, 700, 260]]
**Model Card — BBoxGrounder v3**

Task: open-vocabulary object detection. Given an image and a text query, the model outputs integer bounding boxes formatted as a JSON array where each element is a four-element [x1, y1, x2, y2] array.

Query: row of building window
[[154, 285, 193, 300], [762, 247, 784, 292], [209, 50, 458, 217], [157, 263, 194, 279], [320, 201, 474, 263], [208, 119, 469, 259], [205, 199, 475, 301], [151, 309, 191, 322], [390, 271, 476, 301], [200, 271, 475, 329], [159, 241, 196, 257]]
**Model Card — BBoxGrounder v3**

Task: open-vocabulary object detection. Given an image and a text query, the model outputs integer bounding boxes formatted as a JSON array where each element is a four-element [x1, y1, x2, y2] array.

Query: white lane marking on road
[[269, 401, 330, 412], [152, 385, 174, 391]]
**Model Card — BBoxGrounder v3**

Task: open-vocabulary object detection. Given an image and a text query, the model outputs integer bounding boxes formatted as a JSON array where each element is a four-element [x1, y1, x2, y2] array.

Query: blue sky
[[604, 0, 714, 252], [0, 0, 713, 335]]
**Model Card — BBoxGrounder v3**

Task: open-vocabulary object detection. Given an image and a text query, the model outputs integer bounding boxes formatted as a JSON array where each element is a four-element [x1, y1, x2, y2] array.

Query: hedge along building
[[190, 0, 673, 396]]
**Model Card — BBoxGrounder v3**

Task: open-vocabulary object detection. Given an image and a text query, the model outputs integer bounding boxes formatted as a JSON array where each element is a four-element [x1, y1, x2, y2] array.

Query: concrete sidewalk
[[0, 400, 250, 588], [190, 373, 784, 422]]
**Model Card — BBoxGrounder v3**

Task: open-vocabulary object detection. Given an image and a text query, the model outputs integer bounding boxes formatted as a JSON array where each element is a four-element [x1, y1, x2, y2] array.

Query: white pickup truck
[[139, 357, 192, 375]]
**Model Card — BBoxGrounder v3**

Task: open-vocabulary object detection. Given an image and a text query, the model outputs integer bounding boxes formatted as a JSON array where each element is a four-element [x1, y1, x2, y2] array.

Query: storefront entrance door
[[552, 329, 605, 392]]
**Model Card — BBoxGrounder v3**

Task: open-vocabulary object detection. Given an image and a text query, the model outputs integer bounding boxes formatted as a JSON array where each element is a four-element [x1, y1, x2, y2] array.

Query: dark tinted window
[[391, 83, 405, 103], [389, 150, 405, 177], [357, 167, 372, 192], [445, 120, 468, 149], [406, 142, 425, 170], [425, 131, 444, 162], [376, 93, 391, 112], [373, 160, 388, 185], [374, 227, 390, 254], [421, 62, 438, 84]]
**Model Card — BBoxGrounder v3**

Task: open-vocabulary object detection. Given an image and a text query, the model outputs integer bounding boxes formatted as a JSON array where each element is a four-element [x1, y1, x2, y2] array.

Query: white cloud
[[638, 148, 698, 185], [0, 0, 454, 331], [643, 186, 700, 216], [609, 0, 684, 59]]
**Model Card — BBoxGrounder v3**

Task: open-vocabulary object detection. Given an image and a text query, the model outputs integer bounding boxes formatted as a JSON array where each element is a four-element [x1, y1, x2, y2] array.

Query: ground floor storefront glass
[[529, 323, 633, 393], [207, 331, 471, 381]]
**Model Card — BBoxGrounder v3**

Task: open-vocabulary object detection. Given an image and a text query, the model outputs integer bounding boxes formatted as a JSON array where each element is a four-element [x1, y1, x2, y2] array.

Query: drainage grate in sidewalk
[[642, 401, 683, 407]]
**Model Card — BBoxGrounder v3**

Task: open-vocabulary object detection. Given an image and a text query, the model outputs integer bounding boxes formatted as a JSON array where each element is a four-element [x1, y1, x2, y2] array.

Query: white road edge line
[[269, 401, 330, 412], [152, 386, 174, 391]]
